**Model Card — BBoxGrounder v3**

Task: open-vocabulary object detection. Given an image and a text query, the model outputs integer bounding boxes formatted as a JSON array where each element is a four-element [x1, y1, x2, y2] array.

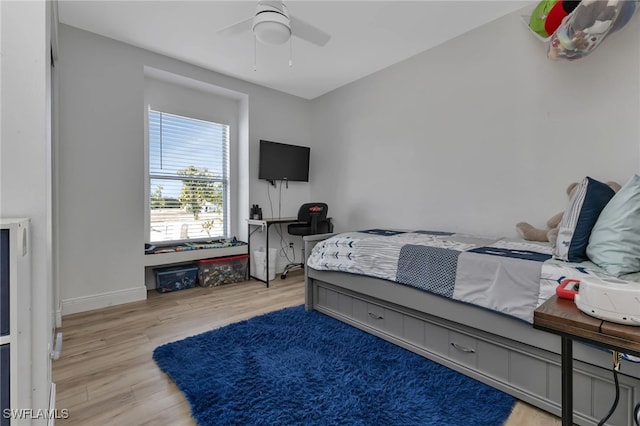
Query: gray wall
[[57, 25, 312, 313], [310, 11, 640, 237]]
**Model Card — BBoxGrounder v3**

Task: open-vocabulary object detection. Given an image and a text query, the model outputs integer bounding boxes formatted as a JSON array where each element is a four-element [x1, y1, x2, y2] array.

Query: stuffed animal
[[516, 180, 621, 244]]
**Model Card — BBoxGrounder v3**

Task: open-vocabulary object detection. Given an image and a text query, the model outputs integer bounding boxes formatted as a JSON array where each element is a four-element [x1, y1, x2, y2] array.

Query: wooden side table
[[534, 295, 640, 426]]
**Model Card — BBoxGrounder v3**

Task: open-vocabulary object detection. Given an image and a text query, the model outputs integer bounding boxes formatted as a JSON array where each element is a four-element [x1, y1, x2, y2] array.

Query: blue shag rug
[[153, 305, 515, 425]]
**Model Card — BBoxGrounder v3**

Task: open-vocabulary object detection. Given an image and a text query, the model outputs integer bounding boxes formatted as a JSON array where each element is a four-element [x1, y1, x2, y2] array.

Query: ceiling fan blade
[[217, 17, 253, 37], [290, 16, 331, 46]]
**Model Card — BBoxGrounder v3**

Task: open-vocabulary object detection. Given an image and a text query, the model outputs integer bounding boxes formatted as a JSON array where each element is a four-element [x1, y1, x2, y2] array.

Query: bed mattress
[[306, 229, 555, 323]]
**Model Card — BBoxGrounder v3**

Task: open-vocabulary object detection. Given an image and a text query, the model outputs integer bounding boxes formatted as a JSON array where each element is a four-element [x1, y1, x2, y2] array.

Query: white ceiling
[[57, 1, 531, 100]]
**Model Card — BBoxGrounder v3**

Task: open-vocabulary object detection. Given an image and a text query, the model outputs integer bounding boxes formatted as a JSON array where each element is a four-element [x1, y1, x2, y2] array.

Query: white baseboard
[[54, 299, 62, 328], [55, 307, 62, 328], [61, 286, 147, 315]]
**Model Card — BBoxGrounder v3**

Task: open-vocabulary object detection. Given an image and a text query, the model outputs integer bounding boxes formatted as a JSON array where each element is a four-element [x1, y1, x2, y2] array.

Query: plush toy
[[516, 180, 621, 244]]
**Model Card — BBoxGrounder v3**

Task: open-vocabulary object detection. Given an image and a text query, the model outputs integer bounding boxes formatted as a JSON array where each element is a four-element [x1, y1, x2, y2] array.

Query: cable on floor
[[598, 351, 621, 426]]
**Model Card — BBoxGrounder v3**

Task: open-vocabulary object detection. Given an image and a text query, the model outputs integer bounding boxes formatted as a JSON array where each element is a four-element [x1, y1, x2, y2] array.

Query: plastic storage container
[[197, 254, 249, 287], [154, 263, 198, 293]]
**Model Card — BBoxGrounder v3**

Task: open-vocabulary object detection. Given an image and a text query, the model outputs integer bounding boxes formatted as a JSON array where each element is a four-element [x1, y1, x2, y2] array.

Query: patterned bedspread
[[306, 229, 554, 323]]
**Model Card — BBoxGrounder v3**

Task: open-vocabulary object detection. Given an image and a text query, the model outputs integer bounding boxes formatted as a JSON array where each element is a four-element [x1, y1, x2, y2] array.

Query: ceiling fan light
[[252, 9, 291, 45], [254, 21, 291, 45]]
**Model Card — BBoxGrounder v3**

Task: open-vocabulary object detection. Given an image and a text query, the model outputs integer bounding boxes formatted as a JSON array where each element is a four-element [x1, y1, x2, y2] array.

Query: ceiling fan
[[217, 1, 331, 47]]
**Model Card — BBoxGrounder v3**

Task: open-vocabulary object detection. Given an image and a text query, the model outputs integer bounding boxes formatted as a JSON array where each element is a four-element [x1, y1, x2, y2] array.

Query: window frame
[[145, 107, 231, 245]]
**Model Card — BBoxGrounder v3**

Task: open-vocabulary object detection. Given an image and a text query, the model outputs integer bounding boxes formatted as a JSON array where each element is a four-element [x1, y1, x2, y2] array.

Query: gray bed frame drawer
[[311, 279, 639, 426]]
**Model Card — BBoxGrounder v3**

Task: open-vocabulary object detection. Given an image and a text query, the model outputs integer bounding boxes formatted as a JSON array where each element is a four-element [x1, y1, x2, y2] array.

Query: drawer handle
[[368, 312, 384, 320], [451, 342, 475, 353]]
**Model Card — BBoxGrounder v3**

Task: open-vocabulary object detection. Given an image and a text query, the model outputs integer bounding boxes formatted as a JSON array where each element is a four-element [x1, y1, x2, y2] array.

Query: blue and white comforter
[[307, 229, 555, 323]]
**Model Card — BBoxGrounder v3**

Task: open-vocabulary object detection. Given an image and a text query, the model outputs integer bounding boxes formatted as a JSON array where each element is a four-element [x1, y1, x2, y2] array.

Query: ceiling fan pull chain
[[253, 35, 257, 71], [289, 37, 293, 67]]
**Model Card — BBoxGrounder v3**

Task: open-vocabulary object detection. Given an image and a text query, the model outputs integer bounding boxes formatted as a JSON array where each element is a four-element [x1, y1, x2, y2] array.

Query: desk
[[534, 295, 640, 426], [247, 217, 298, 287]]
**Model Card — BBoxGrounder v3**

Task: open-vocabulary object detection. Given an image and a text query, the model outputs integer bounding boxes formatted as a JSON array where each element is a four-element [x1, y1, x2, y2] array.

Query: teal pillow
[[586, 175, 640, 276]]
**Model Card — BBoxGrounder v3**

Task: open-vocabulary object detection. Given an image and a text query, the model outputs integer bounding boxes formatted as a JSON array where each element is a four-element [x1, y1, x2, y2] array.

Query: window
[[148, 109, 229, 243]]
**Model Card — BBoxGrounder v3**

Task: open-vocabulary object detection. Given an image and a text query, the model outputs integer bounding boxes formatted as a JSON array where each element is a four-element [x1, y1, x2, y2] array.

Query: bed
[[303, 229, 640, 426]]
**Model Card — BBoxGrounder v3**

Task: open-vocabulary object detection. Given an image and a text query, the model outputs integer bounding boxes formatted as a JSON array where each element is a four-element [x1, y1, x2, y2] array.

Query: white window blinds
[[148, 109, 230, 243]]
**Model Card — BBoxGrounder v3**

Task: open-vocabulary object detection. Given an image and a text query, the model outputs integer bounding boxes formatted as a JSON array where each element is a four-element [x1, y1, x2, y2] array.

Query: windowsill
[[143, 244, 247, 266]]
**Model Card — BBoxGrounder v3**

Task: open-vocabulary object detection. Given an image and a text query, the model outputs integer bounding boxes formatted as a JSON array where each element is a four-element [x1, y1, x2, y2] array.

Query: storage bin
[[155, 263, 198, 293], [197, 254, 249, 287], [253, 248, 278, 281]]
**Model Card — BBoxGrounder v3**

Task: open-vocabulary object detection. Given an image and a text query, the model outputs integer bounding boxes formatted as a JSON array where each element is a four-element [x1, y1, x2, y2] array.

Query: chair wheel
[[281, 274, 287, 279]]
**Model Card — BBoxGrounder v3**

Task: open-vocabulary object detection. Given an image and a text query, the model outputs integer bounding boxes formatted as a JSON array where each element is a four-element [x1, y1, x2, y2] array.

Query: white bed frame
[[304, 234, 640, 426]]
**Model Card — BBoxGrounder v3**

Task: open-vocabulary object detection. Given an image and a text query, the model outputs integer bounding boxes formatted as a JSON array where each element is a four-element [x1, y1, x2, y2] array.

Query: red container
[[197, 254, 249, 287]]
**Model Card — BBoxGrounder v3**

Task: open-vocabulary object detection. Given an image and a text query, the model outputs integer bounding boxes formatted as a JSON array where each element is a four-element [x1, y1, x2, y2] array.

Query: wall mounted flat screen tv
[[259, 140, 310, 182]]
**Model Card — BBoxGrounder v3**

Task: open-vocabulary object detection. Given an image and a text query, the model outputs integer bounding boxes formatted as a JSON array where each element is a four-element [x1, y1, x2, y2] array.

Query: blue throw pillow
[[553, 177, 615, 262], [587, 174, 640, 276]]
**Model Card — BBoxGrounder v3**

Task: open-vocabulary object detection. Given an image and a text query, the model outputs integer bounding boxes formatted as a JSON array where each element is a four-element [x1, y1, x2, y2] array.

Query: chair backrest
[[289, 202, 332, 236], [297, 202, 328, 223]]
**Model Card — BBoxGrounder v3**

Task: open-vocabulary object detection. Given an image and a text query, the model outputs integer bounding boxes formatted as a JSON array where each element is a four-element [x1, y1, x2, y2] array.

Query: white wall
[[57, 25, 312, 313], [0, 0, 54, 416], [310, 11, 640, 237]]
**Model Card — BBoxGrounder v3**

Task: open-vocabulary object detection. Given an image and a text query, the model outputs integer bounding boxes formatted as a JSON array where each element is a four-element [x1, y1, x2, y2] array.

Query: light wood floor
[[53, 271, 560, 425]]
